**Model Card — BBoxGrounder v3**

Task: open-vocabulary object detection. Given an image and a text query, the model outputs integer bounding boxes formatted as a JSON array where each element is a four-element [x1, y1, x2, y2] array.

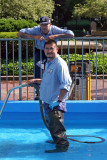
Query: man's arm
[[46, 33, 74, 41], [58, 89, 68, 102], [17, 32, 45, 41], [46, 25, 74, 41]]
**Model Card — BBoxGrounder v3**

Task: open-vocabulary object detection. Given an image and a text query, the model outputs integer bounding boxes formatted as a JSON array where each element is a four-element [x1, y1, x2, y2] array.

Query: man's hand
[[27, 79, 37, 87], [27, 79, 42, 87], [35, 35, 45, 41], [49, 101, 60, 110], [46, 35, 57, 41]]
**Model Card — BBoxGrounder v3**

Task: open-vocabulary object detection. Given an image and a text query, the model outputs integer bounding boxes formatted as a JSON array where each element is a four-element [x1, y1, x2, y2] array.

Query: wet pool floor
[[0, 120, 107, 160]]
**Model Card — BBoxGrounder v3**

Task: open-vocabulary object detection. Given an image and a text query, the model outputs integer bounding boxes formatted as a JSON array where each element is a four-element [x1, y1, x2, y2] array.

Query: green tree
[[72, 0, 107, 26], [52, 0, 85, 26], [0, 0, 55, 20]]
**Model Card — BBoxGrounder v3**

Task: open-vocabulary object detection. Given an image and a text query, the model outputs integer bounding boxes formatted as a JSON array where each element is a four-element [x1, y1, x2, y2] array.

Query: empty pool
[[0, 100, 107, 160]]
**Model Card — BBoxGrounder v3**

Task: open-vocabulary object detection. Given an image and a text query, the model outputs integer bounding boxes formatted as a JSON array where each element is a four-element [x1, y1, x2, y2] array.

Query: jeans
[[34, 49, 47, 78]]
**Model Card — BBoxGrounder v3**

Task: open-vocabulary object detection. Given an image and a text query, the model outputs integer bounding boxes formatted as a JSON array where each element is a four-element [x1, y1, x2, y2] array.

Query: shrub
[[62, 53, 107, 75], [0, 32, 18, 38], [1, 53, 107, 75], [67, 19, 91, 29], [0, 18, 38, 32]]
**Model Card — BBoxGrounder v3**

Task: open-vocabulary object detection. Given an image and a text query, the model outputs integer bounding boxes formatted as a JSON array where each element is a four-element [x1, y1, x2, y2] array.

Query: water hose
[[0, 82, 49, 129], [0, 83, 105, 143], [0, 83, 29, 116]]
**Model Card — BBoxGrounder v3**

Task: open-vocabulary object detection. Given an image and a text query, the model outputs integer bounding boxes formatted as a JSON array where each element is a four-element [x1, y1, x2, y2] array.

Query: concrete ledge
[[1, 75, 107, 80], [57, 41, 102, 50], [91, 31, 107, 36], [91, 75, 107, 79], [1, 75, 34, 80]]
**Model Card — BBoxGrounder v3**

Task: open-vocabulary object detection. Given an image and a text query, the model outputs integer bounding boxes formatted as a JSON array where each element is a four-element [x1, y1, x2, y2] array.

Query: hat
[[40, 16, 51, 25]]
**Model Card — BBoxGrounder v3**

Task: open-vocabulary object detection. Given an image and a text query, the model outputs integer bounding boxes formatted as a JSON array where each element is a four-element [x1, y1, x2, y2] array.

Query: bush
[[0, 32, 18, 38], [62, 53, 107, 75], [1, 58, 34, 75], [72, 30, 85, 37], [0, 18, 38, 32], [1, 53, 107, 75], [67, 19, 91, 31]]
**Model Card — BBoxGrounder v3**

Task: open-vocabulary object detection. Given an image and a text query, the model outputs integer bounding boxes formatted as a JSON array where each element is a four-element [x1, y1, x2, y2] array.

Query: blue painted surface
[[0, 100, 107, 113], [0, 100, 107, 121], [0, 100, 107, 159]]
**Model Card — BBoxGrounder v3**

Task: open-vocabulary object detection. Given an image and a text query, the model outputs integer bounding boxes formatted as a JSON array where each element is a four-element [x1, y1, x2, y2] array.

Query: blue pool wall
[[0, 100, 107, 121], [0, 100, 107, 112]]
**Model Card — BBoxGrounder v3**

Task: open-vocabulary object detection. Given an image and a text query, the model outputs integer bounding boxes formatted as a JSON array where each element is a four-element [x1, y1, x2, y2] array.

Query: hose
[[0, 83, 105, 143]]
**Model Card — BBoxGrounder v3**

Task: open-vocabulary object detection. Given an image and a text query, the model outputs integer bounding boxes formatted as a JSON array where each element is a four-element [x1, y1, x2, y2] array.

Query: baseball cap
[[40, 16, 51, 25]]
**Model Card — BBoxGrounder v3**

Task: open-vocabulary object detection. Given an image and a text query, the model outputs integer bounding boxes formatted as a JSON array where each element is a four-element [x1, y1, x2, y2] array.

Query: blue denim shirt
[[40, 55, 72, 112], [20, 25, 74, 50]]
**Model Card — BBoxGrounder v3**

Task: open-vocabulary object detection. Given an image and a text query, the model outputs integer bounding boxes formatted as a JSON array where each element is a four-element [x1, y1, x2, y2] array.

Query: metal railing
[[0, 37, 107, 101]]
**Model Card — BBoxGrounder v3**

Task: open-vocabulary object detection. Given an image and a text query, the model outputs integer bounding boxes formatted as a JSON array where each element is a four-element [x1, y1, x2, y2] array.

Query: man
[[17, 16, 74, 79], [28, 40, 72, 152]]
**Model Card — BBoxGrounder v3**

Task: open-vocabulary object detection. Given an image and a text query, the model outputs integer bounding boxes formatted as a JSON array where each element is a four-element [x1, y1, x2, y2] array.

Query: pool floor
[[0, 118, 107, 160]]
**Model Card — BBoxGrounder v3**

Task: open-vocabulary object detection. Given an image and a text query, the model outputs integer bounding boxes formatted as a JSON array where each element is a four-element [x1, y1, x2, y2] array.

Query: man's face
[[40, 24, 51, 34], [44, 43, 58, 61]]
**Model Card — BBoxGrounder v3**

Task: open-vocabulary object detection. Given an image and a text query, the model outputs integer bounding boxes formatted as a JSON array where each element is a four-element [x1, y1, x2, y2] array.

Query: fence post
[[0, 41, 1, 100], [18, 37, 22, 100]]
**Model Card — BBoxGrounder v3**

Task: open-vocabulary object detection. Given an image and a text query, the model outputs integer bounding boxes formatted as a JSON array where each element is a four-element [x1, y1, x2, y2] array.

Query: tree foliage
[[53, 0, 85, 26], [0, 0, 55, 20], [72, 0, 107, 23]]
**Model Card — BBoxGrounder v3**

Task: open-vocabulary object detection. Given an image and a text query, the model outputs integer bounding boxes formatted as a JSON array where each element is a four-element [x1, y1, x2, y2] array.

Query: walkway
[[1, 79, 107, 101]]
